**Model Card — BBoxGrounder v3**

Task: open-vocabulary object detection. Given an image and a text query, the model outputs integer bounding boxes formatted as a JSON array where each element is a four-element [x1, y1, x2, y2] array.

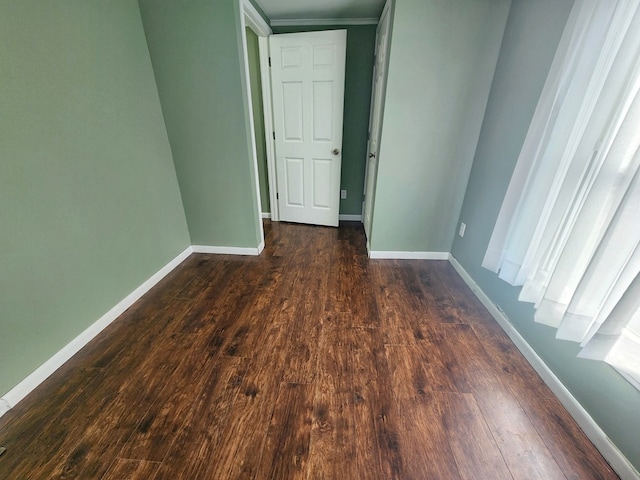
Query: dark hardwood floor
[[0, 221, 619, 479]]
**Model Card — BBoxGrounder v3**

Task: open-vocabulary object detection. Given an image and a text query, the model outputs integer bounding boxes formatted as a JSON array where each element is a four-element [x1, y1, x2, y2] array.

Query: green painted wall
[[451, 0, 640, 470], [0, 0, 190, 395], [138, 0, 262, 248], [370, 0, 510, 252], [273, 25, 377, 216], [246, 27, 270, 214]]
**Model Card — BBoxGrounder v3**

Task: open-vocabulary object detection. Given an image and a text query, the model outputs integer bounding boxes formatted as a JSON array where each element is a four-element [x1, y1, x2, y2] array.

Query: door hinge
[[268, 57, 272, 67], [276, 193, 279, 200], [273, 132, 276, 140]]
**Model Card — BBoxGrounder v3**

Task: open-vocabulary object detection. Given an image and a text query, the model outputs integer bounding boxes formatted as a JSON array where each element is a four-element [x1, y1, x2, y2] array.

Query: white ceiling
[[254, 0, 386, 22]]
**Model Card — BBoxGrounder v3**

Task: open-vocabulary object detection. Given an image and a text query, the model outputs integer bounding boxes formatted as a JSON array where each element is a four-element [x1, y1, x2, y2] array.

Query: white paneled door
[[363, 3, 391, 240], [269, 30, 347, 227]]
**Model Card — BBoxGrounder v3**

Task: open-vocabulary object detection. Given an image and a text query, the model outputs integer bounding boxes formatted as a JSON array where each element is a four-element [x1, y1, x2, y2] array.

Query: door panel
[[281, 47, 302, 68], [364, 5, 391, 240], [313, 157, 333, 208], [282, 82, 303, 141], [285, 157, 304, 206], [313, 82, 334, 141], [270, 30, 347, 227]]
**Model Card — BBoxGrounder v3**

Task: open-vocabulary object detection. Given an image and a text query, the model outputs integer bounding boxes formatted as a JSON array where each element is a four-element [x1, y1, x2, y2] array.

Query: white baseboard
[[0, 399, 10, 417], [0, 246, 193, 416], [448, 255, 640, 480], [192, 245, 261, 256], [262, 212, 360, 222], [7, 241, 635, 480], [369, 250, 450, 260], [339, 214, 362, 221], [0, 239, 267, 418]]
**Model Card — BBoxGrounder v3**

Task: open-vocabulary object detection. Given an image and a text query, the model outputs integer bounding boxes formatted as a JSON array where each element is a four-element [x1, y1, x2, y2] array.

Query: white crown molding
[[242, 0, 272, 35], [270, 18, 379, 27], [448, 255, 640, 480]]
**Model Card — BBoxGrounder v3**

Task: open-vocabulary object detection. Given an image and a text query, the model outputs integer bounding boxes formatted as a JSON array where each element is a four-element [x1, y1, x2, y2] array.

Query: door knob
[[332, 148, 340, 156], [368, 152, 376, 158]]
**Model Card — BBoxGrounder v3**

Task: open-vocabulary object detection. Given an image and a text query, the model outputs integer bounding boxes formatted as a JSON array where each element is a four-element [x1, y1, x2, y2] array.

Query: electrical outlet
[[341, 190, 347, 199], [459, 222, 466, 237]]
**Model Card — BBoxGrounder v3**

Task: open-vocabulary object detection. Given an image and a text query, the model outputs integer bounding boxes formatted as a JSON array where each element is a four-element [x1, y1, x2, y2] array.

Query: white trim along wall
[[0, 246, 191, 413], [339, 214, 362, 221], [368, 251, 450, 260], [239, 0, 272, 257], [270, 18, 379, 27], [192, 244, 263, 255], [2, 238, 637, 479], [449, 255, 640, 480], [240, 0, 279, 225], [0, 243, 264, 418], [258, 36, 279, 222], [243, 0, 271, 35]]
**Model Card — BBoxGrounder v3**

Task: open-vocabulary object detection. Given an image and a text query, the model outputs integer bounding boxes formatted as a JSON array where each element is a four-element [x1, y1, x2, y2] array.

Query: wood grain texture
[[393, 392, 460, 479], [156, 356, 247, 480], [307, 324, 357, 480], [257, 382, 314, 480], [101, 459, 162, 480], [0, 221, 619, 479]]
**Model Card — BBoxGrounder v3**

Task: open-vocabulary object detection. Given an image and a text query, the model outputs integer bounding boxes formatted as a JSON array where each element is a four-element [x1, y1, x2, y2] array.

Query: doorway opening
[[239, 0, 386, 241]]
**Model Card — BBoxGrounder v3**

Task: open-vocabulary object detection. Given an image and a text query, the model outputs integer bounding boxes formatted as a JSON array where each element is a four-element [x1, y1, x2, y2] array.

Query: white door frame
[[362, 0, 392, 241], [239, 0, 280, 225]]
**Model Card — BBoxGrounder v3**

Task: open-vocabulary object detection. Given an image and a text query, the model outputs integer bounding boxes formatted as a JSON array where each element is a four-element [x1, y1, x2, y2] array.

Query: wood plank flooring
[[0, 221, 619, 479]]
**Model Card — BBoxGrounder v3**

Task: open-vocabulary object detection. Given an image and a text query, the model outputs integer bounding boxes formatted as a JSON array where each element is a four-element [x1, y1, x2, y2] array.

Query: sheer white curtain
[[483, 0, 640, 389]]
